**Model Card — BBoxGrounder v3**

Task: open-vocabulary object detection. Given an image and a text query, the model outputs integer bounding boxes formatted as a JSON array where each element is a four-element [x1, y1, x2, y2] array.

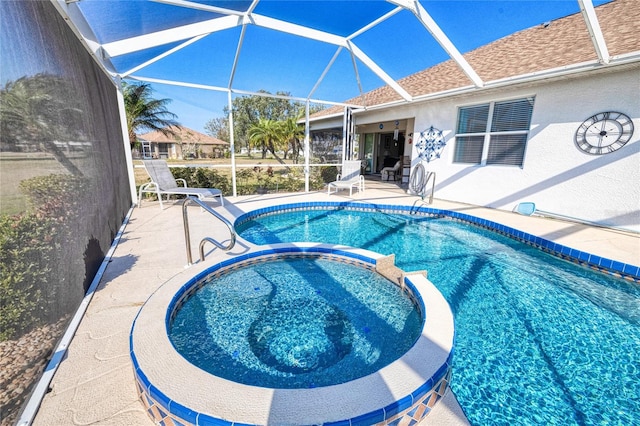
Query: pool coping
[[234, 201, 640, 282], [130, 243, 455, 425]]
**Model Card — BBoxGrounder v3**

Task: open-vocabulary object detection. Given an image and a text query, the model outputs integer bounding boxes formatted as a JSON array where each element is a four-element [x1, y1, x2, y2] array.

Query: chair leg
[[157, 190, 164, 209]]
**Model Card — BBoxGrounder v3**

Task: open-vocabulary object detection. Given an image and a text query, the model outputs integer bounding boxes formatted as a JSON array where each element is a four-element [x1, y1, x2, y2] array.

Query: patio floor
[[31, 180, 639, 426]]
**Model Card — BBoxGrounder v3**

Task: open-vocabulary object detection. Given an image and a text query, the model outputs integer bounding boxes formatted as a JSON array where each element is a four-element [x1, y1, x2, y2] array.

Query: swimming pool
[[131, 245, 455, 425], [236, 202, 640, 425], [168, 256, 422, 388]]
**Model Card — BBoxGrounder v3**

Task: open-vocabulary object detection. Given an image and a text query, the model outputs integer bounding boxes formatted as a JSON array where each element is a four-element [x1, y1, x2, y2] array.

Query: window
[[454, 97, 534, 166]]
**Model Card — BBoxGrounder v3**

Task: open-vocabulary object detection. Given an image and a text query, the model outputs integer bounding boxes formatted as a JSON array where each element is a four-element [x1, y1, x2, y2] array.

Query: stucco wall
[[398, 67, 639, 232]]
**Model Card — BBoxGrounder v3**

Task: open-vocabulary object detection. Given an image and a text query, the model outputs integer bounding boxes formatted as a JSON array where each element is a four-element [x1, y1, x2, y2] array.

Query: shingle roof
[[137, 126, 228, 146], [314, 0, 639, 118]]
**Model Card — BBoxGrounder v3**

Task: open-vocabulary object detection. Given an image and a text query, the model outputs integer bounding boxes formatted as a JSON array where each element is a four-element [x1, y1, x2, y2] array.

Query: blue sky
[[1, 0, 611, 134], [137, 0, 610, 133]]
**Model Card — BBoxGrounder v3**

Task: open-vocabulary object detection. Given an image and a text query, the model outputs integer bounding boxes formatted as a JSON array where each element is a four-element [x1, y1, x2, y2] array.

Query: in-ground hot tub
[[130, 243, 454, 425]]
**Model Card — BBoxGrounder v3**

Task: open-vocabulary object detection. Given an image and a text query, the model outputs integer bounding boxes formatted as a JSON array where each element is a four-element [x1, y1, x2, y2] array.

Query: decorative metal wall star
[[416, 126, 445, 162]]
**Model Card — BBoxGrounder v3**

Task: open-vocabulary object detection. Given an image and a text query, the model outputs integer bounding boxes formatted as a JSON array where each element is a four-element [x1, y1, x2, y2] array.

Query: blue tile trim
[[147, 383, 170, 411], [169, 400, 199, 424], [600, 257, 613, 269], [350, 408, 385, 425], [235, 201, 639, 282], [196, 412, 234, 426], [624, 264, 639, 276], [384, 395, 414, 418], [133, 365, 150, 390], [322, 419, 352, 426], [403, 277, 426, 322]]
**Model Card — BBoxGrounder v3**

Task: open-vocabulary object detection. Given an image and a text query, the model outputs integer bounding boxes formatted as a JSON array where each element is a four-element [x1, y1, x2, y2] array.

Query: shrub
[[0, 213, 54, 340], [309, 167, 329, 190], [19, 174, 87, 223], [0, 174, 90, 340], [318, 165, 339, 183], [277, 169, 303, 193], [171, 167, 231, 196]]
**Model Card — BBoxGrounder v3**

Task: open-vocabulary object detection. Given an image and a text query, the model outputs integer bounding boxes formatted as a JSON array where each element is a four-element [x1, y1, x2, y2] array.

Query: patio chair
[[327, 160, 365, 196], [138, 160, 224, 209], [381, 160, 402, 181]]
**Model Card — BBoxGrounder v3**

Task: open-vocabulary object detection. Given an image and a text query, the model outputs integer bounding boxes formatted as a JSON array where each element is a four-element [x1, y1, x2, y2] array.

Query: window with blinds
[[454, 136, 484, 164], [487, 135, 527, 165], [457, 104, 489, 133], [454, 97, 534, 166]]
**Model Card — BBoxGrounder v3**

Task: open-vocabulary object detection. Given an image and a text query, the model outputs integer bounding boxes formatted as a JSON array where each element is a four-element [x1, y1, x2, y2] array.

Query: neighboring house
[[310, 0, 640, 232], [136, 126, 229, 160]]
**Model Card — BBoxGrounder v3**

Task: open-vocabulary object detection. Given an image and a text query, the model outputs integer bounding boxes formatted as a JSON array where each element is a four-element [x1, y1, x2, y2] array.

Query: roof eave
[[311, 54, 640, 121]]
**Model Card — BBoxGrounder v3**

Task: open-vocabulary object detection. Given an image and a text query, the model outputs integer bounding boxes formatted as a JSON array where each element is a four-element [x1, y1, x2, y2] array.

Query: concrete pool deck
[[31, 181, 639, 426]]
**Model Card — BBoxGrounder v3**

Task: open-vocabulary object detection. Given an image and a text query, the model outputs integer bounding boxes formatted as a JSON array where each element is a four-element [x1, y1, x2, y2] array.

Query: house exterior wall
[[414, 67, 640, 231], [135, 142, 225, 159], [346, 66, 640, 232]]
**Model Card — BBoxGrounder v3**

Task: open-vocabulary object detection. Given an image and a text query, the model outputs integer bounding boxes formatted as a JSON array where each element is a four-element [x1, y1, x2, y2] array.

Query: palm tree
[[122, 82, 181, 147], [281, 115, 305, 163], [248, 118, 288, 166]]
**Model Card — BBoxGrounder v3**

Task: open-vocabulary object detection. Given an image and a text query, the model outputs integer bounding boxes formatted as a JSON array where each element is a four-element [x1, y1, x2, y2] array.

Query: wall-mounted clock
[[575, 111, 634, 155]]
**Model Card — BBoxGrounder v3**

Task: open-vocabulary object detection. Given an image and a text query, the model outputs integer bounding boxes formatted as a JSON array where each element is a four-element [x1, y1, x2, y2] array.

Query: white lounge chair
[[381, 160, 402, 181], [327, 160, 365, 196], [138, 160, 224, 209]]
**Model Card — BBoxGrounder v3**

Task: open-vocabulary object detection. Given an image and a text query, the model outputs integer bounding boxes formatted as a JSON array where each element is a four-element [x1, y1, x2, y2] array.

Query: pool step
[[376, 254, 427, 286]]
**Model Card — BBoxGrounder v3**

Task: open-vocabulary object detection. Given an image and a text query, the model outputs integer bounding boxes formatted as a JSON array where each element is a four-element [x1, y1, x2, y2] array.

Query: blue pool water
[[169, 256, 422, 389], [236, 208, 640, 425]]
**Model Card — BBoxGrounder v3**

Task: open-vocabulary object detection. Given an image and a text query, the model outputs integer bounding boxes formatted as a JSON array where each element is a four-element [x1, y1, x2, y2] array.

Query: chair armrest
[[176, 178, 187, 188], [138, 181, 160, 203], [139, 181, 159, 192]]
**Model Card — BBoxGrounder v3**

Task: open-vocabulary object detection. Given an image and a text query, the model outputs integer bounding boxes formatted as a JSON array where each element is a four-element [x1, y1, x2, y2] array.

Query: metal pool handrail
[[182, 196, 236, 265]]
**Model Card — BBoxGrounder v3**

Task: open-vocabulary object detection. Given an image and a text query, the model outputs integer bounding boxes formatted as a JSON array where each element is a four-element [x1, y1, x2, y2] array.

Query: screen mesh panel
[[0, 1, 131, 423]]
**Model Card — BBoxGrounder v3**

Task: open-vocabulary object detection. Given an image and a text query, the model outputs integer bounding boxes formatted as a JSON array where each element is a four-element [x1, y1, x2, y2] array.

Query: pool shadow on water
[[448, 252, 588, 425], [169, 290, 288, 387]]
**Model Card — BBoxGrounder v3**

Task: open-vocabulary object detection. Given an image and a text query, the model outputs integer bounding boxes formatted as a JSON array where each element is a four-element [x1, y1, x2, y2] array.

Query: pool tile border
[[235, 201, 640, 282], [131, 244, 455, 426]]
